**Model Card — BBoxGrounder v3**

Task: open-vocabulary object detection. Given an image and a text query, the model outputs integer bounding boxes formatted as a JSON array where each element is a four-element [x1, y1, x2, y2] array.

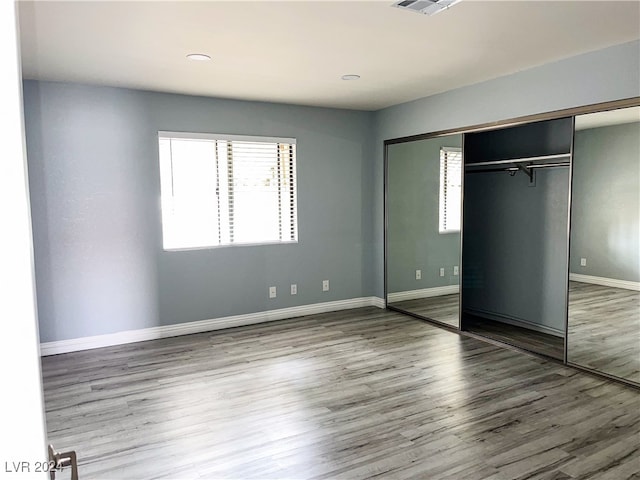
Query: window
[[438, 146, 462, 233], [158, 132, 297, 250]]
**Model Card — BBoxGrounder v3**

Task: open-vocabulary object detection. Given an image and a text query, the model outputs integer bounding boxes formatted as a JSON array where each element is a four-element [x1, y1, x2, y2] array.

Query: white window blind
[[158, 132, 297, 250], [439, 146, 462, 233]]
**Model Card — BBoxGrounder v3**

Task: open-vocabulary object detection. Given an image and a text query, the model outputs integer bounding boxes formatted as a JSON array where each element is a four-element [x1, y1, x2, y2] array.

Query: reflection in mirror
[[568, 106, 640, 384], [386, 134, 462, 328]]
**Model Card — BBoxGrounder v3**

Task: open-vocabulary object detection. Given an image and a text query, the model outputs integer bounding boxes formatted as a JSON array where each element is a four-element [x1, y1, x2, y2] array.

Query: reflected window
[[439, 147, 462, 233]]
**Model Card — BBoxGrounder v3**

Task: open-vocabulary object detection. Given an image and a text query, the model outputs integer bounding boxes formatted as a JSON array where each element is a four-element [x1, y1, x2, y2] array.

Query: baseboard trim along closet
[[465, 308, 564, 337], [40, 296, 386, 356], [569, 273, 640, 291], [387, 285, 459, 303]]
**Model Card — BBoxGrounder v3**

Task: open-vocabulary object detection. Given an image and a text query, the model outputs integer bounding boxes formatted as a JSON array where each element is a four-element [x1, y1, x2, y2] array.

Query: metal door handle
[[48, 444, 78, 480]]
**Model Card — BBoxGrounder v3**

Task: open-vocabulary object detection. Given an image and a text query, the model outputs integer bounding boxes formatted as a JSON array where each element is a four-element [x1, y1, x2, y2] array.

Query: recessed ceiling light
[[341, 74, 360, 81], [186, 53, 211, 61]]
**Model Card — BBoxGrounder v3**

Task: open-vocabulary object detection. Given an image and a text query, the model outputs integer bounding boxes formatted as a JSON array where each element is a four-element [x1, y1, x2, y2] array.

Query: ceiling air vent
[[392, 0, 462, 16]]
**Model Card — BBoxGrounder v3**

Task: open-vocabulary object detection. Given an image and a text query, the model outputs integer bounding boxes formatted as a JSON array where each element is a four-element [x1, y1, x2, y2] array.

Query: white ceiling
[[17, 1, 640, 111]]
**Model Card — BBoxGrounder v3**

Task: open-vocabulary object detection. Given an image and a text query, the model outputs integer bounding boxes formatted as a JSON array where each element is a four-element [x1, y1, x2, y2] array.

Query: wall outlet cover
[[269, 286, 277, 298], [322, 280, 329, 291]]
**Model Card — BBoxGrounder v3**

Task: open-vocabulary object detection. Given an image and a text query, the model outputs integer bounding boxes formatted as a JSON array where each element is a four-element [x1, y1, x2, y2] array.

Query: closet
[[460, 118, 573, 358], [385, 99, 639, 386]]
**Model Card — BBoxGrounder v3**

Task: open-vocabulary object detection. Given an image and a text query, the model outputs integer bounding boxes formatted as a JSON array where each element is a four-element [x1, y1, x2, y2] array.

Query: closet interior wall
[[460, 118, 574, 358]]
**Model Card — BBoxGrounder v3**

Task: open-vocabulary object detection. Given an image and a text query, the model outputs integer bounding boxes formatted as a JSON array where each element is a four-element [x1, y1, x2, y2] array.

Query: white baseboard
[[569, 273, 640, 291], [464, 308, 564, 337], [369, 296, 386, 309], [39, 296, 386, 356], [387, 284, 459, 303]]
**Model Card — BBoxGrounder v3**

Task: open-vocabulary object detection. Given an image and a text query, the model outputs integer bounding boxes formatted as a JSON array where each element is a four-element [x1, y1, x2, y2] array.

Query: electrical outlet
[[415, 269, 422, 280], [290, 284, 297, 295], [322, 280, 329, 292], [580, 258, 587, 267], [439, 268, 445, 277], [269, 286, 277, 298], [453, 266, 459, 276]]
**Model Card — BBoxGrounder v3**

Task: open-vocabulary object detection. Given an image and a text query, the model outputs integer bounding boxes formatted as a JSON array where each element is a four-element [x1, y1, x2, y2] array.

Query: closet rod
[[465, 153, 570, 168], [465, 162, 569, 175], [525, 162, 569, 169]]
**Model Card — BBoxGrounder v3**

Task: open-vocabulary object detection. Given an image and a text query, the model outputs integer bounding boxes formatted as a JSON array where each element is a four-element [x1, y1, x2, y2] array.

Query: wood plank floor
[[464, 316, 565, 360], [389, 297, 565, 359], [568, 282, 640, 384], [390, 282, 639, 383], [41, 307, 640, 479]]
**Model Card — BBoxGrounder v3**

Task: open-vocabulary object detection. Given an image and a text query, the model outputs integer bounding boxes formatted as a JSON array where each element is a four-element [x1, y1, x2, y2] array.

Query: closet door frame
[[564, 117, 576, 365]]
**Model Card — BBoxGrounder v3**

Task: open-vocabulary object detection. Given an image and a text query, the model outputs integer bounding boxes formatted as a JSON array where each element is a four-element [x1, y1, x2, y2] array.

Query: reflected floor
[[388, 293, 459, 327], [568, 281, 640, 384]]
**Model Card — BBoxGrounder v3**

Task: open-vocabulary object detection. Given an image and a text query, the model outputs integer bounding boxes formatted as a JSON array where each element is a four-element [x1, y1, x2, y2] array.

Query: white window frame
[[158, 131, 298, 251], [438, 146, 462, 234]]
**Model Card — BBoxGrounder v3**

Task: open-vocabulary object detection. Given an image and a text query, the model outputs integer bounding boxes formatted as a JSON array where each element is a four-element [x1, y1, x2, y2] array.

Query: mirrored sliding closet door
[[567, 106, 640, 384], [386, 134, 462, 328]]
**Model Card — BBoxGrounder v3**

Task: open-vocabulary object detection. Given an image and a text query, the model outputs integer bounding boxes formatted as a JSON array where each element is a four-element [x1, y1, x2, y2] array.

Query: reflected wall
[[568, 107, 640, 384], [386, 134, 462, 328]]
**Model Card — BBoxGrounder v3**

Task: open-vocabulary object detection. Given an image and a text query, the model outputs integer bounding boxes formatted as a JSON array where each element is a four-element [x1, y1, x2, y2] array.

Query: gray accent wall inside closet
[[24, 81, 375, 343], [570, 122, 640, 282], [462, 169, 570, 334]]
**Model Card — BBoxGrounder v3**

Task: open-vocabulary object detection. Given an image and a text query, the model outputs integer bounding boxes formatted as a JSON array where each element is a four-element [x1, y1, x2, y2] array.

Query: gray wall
[[570, 122, 640, 282], [387, 135, 461, 293], [373, 40, 640, 298], [24, 81, 375, 342], [24, 40, 640, 343], [462, 169, 570, 333]]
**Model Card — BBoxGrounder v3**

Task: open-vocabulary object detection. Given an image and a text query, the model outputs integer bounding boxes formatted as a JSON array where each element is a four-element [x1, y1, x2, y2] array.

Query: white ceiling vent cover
[[392, 0, 461, 16]]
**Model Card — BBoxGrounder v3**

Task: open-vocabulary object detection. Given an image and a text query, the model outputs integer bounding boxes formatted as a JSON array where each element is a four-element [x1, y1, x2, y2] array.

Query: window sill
[[163, 240, 299, 252]]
